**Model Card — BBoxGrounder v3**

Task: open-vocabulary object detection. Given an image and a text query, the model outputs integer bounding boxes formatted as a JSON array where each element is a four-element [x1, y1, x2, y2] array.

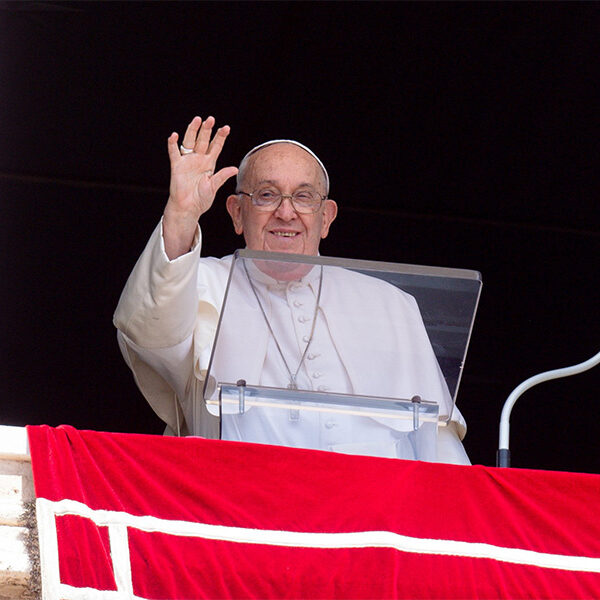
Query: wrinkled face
[[226, 143, 337, 256]]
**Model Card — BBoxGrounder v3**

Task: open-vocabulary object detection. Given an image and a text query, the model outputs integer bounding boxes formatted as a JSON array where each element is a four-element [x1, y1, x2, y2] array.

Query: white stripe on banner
[[36, 497, 600, 600]]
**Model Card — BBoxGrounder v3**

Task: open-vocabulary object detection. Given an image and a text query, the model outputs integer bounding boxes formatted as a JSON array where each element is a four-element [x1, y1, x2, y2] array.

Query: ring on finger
[[180, 145, 194, 155]]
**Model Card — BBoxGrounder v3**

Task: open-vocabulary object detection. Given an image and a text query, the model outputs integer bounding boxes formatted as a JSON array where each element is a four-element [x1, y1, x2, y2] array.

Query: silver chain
[[243, 261, 323, 390]]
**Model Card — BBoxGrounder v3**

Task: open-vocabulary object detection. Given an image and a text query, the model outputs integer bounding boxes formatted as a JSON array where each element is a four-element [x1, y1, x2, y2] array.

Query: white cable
[[498, 350, 600, 452]]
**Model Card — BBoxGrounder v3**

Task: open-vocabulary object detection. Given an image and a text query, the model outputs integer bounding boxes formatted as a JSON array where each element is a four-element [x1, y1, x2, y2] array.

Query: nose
[[273, 195, 298, 221]]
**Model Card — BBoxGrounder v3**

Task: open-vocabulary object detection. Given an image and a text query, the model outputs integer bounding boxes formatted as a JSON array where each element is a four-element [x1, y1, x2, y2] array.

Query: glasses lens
[[253, 188, 280, 210], [291, 191, 321, 213]]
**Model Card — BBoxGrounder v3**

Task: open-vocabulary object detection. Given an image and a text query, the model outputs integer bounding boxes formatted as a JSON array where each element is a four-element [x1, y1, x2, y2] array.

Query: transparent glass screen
[[199, 251, 481, 460]]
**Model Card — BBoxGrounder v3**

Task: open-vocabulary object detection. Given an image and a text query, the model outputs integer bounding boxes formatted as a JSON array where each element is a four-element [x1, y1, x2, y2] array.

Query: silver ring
[[180, 145, 194, 155]]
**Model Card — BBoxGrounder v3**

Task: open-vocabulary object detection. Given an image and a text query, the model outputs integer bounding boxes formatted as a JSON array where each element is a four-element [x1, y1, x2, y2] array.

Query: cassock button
[[302, 335, 310, 343], [312, 372, 322, 379], [298, 315, 311, 323], [307, 353, 320, 360], [293, 300, 303, 308], [317, 385, 330, 392], [325, 421, 336, 429]]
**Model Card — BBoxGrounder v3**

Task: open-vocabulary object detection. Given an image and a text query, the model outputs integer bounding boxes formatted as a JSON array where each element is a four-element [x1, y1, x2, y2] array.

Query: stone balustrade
[[0, 425, 35, 599]]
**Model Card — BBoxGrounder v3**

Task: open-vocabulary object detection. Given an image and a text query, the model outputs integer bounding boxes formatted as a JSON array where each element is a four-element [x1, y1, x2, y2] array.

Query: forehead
[[244, 144, 325, 189]]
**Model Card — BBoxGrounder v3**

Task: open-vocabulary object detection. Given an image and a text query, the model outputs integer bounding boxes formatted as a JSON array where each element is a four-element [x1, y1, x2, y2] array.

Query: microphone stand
[[497, 349, 600, 468]]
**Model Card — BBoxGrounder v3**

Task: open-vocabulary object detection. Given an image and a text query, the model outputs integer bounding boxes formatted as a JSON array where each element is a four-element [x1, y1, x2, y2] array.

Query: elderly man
[[114, 116, 470, 464]]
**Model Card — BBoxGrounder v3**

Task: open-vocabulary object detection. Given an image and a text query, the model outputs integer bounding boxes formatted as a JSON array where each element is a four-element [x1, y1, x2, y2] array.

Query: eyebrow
[[256, 180, 316, 189]]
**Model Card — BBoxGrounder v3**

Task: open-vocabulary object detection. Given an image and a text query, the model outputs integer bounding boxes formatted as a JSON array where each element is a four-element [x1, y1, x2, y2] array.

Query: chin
[[263, 237, 305, 255]]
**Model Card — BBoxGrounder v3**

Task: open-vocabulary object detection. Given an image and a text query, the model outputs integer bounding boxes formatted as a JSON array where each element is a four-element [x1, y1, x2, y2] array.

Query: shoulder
[[196, 254, 235, 296], [324, 266, 418, 307], [199, 254, 234, 270]]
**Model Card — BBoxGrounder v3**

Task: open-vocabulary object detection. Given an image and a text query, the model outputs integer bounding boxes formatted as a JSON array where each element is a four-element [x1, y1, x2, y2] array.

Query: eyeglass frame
[[235, 187, 327, 214]]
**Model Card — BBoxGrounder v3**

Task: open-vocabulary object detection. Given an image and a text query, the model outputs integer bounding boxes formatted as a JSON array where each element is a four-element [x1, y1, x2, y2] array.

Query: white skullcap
[[238, 139, 330, 195]]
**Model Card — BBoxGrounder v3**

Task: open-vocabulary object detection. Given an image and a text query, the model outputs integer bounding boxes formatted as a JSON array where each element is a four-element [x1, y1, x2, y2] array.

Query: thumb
[[211, 166, 239, 192], [167, 132, 181, 165]]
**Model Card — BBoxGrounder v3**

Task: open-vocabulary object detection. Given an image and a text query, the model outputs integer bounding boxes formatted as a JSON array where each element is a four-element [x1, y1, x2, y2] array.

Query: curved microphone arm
[[496, 349, 600, 468]]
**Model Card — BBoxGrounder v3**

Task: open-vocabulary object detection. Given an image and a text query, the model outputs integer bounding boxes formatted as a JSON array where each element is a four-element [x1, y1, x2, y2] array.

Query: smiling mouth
[[271, 231, 299, 237]]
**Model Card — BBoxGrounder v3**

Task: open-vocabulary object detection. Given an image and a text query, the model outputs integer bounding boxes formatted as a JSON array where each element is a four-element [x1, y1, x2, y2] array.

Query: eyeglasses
[[236, 187, 326, 214]]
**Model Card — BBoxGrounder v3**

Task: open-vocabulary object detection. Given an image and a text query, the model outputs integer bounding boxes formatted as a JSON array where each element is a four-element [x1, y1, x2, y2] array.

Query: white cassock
[[114, 220, 470, 464]]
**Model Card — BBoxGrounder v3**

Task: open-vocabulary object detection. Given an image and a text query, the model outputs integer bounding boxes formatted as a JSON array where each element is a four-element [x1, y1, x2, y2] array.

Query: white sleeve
[[114, 219, 202, 349], [113, 219, 220, 435]]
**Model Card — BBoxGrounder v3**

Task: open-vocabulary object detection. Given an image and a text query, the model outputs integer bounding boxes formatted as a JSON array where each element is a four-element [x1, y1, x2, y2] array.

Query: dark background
[[1, 2, 598, 472]]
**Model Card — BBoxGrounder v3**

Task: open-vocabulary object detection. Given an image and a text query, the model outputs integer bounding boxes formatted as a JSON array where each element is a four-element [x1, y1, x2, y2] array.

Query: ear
[[320, 198, 338, 239], [226, 194, 244, 235]]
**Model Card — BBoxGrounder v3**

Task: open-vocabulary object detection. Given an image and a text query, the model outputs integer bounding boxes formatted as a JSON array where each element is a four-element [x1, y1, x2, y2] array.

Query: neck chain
[[243, 262, 324, 390]]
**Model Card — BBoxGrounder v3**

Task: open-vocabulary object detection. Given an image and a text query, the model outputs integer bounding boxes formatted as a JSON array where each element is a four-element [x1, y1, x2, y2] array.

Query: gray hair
[[236, 139, 330, 195]]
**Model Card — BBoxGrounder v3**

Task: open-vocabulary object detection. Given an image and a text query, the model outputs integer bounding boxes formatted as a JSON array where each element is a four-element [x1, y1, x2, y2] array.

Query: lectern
[[195, 250, 481, 460]]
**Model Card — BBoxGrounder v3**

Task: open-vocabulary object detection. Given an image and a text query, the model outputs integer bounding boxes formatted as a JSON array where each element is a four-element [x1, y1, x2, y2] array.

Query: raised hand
[[163, 116, 238, 259]]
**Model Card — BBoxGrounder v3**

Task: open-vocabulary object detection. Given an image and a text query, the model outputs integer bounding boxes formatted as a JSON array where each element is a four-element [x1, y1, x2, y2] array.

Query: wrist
[[162, 204, 200, 260]]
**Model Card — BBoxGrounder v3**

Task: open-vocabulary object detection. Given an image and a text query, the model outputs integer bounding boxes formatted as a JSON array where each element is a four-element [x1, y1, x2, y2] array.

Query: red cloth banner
[[28, 425, 600, 599]]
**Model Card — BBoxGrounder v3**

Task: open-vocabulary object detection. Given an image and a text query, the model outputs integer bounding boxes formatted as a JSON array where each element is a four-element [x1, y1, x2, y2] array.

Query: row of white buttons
[[287, 285, 336, 397]]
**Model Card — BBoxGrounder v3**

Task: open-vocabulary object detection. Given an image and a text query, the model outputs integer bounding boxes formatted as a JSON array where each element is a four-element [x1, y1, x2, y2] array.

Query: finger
[[195, 115, 215, 153], [207, 125, 231, 159], [211, 166, 239, 192], [181, 116, 202, 151], [167, 132, 181, 164]]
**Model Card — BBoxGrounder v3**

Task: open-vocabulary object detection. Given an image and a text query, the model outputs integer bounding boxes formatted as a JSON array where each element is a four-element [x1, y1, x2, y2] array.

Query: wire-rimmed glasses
[[236, 187, 326, 214]]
